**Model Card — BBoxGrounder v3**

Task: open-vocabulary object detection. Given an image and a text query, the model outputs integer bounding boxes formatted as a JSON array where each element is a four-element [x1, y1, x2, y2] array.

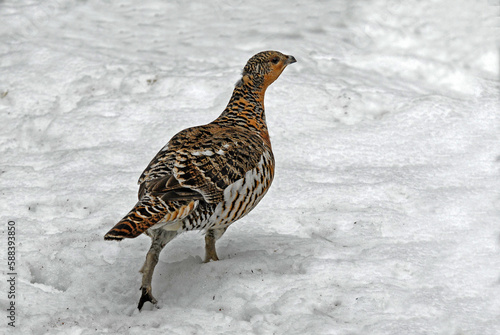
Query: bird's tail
[[104, 195, 199, 240]]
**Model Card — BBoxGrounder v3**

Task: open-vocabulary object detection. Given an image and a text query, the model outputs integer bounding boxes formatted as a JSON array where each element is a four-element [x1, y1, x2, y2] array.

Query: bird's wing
[[138, 124, 268, 203]]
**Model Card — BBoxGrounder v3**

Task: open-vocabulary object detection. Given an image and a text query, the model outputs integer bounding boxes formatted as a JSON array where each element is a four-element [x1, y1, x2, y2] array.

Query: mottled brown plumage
[[104, 50, 296, 310]]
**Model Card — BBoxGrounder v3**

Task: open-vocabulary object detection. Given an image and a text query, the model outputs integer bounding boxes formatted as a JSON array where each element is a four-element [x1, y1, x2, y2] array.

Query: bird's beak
[[286, 55, 297, 65]]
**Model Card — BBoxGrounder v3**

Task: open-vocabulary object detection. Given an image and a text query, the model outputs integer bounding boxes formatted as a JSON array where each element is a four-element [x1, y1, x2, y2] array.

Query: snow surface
[[1, 0, 499, 334]]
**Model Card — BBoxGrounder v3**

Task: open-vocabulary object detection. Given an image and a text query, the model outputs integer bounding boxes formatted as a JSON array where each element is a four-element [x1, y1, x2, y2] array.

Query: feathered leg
[[138, 229, 178, 310], [204, 228, 227, 263]]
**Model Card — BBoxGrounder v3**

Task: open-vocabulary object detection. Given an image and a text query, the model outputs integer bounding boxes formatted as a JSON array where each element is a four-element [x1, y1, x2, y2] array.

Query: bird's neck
[[215, 75, 269, 130]]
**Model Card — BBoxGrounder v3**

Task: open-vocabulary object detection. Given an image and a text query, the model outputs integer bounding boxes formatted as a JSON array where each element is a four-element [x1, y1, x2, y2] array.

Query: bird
[[104, 50, 296, 310]]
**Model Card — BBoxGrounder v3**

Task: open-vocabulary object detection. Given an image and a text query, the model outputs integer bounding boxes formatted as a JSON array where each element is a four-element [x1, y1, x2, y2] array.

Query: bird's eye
[[271, 57, 280, 64]]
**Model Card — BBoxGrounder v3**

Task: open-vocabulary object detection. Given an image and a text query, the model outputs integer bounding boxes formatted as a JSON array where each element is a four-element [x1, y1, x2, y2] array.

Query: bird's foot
[[138, 286, 158, 311], [203, 251, 219, 263]]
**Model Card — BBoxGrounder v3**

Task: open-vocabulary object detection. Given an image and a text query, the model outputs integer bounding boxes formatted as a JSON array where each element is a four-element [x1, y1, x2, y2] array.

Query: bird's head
[[238, 51, 296, 91]]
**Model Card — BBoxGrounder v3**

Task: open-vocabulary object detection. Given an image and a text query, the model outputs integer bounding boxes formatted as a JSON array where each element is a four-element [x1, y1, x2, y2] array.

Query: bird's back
[[149, 122, 275, 232]]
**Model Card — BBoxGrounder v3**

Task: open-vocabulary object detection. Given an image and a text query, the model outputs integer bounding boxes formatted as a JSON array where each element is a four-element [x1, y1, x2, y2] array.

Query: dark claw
[[137, 287, 157, 311]]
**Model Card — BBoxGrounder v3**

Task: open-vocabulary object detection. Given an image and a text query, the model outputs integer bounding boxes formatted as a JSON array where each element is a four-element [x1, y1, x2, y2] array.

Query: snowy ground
[[1, 0, 499, 334]]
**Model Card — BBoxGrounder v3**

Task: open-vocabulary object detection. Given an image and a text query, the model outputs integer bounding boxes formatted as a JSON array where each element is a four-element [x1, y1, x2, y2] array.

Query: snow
[[1, 0, 499, 334]]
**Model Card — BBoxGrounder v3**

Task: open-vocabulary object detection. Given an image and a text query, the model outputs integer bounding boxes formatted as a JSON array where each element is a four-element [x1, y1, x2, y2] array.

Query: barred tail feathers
[[104, 195, 199, 240]]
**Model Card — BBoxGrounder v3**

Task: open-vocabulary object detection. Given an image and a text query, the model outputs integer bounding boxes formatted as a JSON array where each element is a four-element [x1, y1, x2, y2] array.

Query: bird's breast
[[208, 149, 275, 229]]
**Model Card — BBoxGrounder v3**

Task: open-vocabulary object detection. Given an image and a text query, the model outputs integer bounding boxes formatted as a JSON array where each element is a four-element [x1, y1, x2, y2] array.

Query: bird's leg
[[138, 229, 177, 311], [204, 228, 227, 263]]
